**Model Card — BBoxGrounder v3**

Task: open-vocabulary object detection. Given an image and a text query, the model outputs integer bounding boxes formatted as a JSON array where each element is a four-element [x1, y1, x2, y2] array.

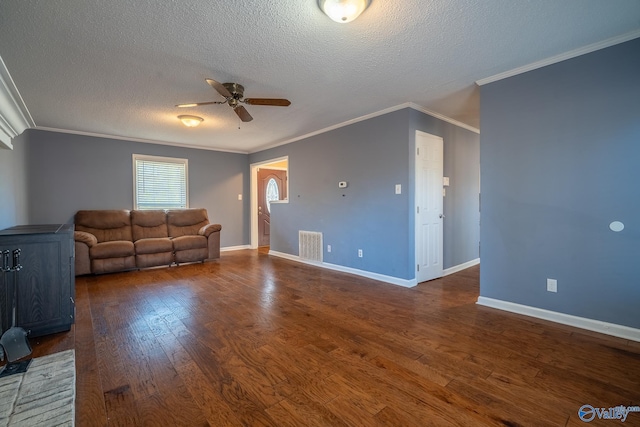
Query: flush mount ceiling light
[[178, 115, 203, 127], [318, 0, 371, 23]]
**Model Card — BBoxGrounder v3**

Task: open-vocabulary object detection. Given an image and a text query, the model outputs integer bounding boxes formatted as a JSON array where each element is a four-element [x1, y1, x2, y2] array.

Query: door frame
[[414, 131, 444, 282], [250, 156, 289, 249]]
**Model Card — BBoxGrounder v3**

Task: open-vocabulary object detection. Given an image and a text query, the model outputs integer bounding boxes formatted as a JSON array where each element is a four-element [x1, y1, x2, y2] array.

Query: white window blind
[[133, 154, 188, 210]]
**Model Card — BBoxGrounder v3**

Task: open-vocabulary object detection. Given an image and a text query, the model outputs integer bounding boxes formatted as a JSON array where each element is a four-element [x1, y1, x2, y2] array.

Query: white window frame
[[132, 154, 189, 210]]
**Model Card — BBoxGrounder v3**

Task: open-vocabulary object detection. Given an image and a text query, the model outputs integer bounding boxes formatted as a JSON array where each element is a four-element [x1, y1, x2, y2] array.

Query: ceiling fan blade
[[244, 98, 291, 107], [175, 101, 223, 108], [206, 78, 232, 98], [234, 106, 253, 122]]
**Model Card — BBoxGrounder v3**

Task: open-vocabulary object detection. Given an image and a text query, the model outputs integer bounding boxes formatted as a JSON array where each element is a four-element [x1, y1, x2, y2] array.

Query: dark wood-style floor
[[27, 250, 640, 426]]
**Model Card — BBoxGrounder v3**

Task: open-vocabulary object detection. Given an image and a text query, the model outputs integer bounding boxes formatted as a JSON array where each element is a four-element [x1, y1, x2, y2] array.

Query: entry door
[[415, 131, 444, 282], [257, 169, 287, 247]]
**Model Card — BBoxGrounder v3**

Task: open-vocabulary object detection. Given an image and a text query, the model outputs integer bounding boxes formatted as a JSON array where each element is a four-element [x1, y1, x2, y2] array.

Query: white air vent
[[299, 231, 323, 262]]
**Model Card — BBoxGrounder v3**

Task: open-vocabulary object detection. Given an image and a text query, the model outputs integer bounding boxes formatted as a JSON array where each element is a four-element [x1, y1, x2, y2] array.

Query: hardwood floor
[[26, 250, 640, 426]]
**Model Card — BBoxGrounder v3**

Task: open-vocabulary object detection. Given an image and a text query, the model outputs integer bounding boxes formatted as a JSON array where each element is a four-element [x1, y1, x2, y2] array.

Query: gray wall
[[480, 38, 640, 328], [21, 129, 250, 247], [0, 134, 28, 229], [252, 109, 412, 279], [251, 107, 480, 280], [6, 108, 480, 280]]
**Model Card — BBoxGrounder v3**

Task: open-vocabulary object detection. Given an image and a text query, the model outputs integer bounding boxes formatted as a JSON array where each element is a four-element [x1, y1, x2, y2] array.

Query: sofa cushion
[[90, 240, 135, 259], [92, 256, 136, 274], [131, 210, 169, 241], [171, 235, 207, 251], [136, 252, 173, 268], [174, 247, 208, 264], [75, 210, 133, 243], [167, 209, 209, 238], [134, 237, 173, 255]]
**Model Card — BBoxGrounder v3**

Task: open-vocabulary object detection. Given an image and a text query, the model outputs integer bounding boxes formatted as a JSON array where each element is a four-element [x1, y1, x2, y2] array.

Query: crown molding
[[407, 103, 480, 134], [249, 103, 479, 153], [250, 104, 411, 153], [34, 126, 249, 154], [38, 101, 478, 156], [0, 55, 35, 149], [476, 30, 640, 86]]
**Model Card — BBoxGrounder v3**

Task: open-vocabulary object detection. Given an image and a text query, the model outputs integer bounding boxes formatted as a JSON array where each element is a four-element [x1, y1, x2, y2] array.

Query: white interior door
[[415, 131, 444, 282]]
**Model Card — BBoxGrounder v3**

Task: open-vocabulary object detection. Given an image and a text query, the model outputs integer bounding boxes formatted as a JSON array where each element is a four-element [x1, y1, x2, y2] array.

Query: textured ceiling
[[0, 0, 639, 153]]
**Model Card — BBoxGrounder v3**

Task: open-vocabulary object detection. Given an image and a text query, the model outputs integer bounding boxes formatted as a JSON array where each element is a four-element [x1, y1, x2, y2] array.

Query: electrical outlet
[[547, 278, 557, 293], [358, 249, 363, 258], [327, 244, 331, 253], [395, 184, 402, 194], [237, 194, 242, 200]]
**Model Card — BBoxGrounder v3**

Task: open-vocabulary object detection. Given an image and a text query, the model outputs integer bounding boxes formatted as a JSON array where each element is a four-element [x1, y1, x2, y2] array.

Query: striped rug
[[0, 350, 75, 426]]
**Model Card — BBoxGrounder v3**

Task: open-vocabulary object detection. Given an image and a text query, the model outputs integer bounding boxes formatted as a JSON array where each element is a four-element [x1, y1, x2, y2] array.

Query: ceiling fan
[[176, 78, 291, 122]]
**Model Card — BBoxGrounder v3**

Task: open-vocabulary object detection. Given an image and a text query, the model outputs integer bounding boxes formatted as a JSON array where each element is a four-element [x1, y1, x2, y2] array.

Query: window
[[265, 178, 279, 213], [133, 154, 188, 210]]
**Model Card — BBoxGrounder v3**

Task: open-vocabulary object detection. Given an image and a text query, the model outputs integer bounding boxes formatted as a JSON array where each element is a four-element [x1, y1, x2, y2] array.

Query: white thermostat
[[338, 181, 348, 188]]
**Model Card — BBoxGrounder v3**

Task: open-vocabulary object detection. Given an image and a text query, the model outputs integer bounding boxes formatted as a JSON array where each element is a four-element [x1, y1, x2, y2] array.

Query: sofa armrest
[[75, 230, 98, 247], [74, 231, 97, 275], [199, 224, 221, 259], [198, 223, 222, 238]]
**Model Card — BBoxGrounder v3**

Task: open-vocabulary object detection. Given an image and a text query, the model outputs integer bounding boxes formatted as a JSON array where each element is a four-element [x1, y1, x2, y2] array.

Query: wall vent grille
[[299, 231, 323, 262]]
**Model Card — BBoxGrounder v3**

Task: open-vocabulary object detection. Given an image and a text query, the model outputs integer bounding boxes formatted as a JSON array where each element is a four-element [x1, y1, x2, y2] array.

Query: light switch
[[395, 184, 401, 194], [238, 194, 242, 200], [443, 177, 450, 186]]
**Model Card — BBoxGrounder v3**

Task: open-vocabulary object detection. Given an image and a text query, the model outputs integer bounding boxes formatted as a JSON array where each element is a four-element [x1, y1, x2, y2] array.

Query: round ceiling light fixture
[[318, 0, 371, 23], [178, 115, 203, 127]]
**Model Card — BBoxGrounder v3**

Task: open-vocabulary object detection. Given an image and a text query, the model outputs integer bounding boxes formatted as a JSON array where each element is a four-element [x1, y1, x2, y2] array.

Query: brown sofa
[[74, 208, 221, 275]]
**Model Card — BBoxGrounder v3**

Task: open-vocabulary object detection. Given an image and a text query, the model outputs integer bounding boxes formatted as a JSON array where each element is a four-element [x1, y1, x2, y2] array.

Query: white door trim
[[250, 156, 289, 249]]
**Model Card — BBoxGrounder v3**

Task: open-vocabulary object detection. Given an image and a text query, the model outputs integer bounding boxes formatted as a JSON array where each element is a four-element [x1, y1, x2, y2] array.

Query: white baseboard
[[443, 258, 479, 276], [220, 245, 251, 252], [268, 250, 417, 288], [477, 296, 640, 342]]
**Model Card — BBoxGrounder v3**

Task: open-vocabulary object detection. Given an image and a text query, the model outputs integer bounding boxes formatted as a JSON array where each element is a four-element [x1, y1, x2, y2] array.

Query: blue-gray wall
[[0, 134, 28, 229], [4, 107, 479, 282], [19, 129, 250, 247], [251, 107, 480, 280], [480, 38, 640, 328]]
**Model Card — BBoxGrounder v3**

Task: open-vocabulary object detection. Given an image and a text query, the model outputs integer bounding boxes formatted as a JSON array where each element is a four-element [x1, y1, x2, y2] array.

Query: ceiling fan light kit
[[178, 115, 203, 127], [318, 0, 371, 23]]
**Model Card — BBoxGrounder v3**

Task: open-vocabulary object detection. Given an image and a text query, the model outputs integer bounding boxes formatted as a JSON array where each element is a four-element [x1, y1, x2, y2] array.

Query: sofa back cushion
[[75, 210, 132, 243], [167, 209, 209, 238], [131, 210, 168, 241]]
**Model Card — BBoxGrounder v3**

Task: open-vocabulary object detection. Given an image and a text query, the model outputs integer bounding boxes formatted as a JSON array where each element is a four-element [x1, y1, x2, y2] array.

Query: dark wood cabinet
[[0, 224, 75, 337]]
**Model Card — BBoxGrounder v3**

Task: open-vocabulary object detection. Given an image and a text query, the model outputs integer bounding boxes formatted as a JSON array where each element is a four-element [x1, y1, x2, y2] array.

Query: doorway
[[250, 157, 289, 249], [257, 168, 287, 247], [415, 131, 444, 282]]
